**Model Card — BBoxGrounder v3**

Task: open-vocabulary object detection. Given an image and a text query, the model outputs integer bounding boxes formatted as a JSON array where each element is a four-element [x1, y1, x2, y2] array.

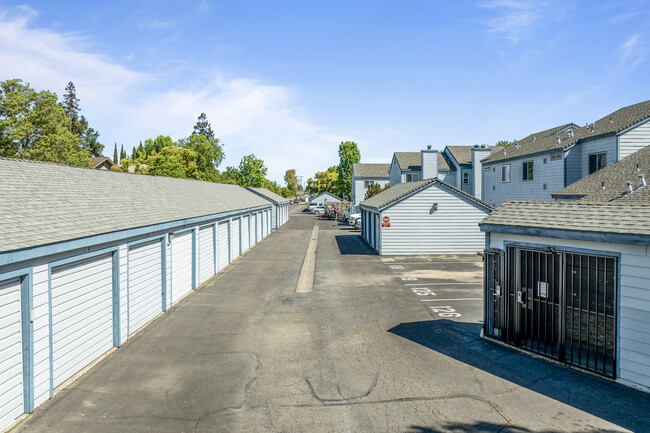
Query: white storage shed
[[246, 187, 291, 230], [0, 158, 273, 431], [359, 178, 493, 255], [309, 191, 342, 206]]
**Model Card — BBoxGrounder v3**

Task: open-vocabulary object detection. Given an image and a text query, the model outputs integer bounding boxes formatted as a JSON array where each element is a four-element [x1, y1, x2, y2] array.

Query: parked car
[[343, 205, 360, 223], [310, 203, 324, 214]]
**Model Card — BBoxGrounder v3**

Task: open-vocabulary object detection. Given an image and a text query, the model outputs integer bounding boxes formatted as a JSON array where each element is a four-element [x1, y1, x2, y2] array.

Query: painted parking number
[[430, 305, 461, 318], [411, 288, 435, 296]]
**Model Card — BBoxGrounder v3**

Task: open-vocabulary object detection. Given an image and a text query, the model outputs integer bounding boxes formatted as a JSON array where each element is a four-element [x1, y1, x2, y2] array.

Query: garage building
[[0, 158, 272, 431], [359, 178, 493, 255], [480, 201, 650, 392], [246, 187, 291, 230]]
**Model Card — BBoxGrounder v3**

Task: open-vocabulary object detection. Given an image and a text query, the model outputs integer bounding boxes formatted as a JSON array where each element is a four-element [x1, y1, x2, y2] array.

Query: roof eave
[[479, 223, 650, 246]]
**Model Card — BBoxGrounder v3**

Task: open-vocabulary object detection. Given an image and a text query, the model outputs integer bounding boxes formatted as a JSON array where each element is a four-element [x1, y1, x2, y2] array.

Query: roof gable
[[394, 152, 421, 170], [360, 177, 493, 211]]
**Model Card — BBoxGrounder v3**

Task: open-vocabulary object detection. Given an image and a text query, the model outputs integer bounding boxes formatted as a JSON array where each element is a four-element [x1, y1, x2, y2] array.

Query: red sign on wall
[[382, 216, 390, 228]]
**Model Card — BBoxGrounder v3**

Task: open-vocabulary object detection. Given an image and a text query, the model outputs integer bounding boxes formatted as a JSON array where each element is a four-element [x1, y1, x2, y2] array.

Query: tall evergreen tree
[[192, 113, 216, 142], [120, 144, 126, 161], [78, 115, 103, 156], [113, 143, 118, 163], [62, 81, 82, 135]]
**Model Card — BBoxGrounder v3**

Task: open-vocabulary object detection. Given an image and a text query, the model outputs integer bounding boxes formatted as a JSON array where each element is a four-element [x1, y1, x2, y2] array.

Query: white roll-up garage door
[[255, 213, 261, 244], [266, 210, 270, 236], [242, 216, 250, 252], [218, 221, 229, 271], [171, 231, 193, 305], [51, 254, 113, 389], [198, 225, 214, 284], [128, 240, 162, 336], [232, 218, 241, 259], [0, 278, 23, 429]]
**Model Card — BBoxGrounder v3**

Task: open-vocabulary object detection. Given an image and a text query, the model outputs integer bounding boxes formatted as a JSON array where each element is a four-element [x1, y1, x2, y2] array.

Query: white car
[[343, 205, 360, 224], [310, 203, 324, 214], [349, 213, 361, 226]]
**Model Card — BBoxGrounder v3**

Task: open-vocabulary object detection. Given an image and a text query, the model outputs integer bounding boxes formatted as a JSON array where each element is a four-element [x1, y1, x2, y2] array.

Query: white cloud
[[0, 6, 339, 183], [479, 0, 542, 43], [618, 34, 645, 73]]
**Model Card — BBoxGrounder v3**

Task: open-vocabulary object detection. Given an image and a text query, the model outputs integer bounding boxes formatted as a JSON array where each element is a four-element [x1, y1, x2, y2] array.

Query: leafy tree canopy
[[496, 140, 515, 147], [306, 166, 338, 195], [0, 79, 90, 166], [335, 140, 360, 199], [284, 169, 299, 194], [365, 183, 390, 200], [237, 154, 268, 187]]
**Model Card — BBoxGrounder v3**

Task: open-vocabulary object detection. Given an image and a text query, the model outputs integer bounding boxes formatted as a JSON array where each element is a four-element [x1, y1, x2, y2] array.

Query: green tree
[[306, 166, 338, 195], [222, 166, 243, 185], [284, 169, 299, 194], [62, 81, 83, 135], [335, 141, 360, 199], [237, 154, 268, 187], [143, 135, 174, 157], [113, 143, 118, 163], [179, 133, 223, 181], [146, 146, 200, 179], [496, 140, 514, 147], [120, 144, 126, 161], [279, 187, 292, 197], [193, 112, 216, 142], [365, 183, 390, 200], [0, 79, 90, 166], [78, 115, 103, 156]]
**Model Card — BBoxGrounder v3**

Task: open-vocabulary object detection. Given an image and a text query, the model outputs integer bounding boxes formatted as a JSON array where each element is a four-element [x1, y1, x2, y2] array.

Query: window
[[522, 161, 533, 180], [405, 173, 419, 182], [501, 164, 511, 182], [364, 180, 375, 188], [463, 172, 469, 184], [589, 152, 607, 174], [550, 153, 562, 161]]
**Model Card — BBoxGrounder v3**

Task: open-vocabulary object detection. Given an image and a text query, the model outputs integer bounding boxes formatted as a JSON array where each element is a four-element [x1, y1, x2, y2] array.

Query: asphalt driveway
[[13, 208, 650, 433]]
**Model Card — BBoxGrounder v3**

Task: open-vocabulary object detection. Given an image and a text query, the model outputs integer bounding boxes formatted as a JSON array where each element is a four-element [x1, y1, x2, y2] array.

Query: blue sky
[[1, 1, 649, 183]]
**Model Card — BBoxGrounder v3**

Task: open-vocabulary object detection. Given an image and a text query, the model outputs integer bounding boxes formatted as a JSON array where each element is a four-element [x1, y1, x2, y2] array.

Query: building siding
[[377, 184, 489, 255], [483, 153, 565, 207], [567, 135, 618, 185], [619, 118, 650, 159], [488, 233, 650, 392], [352, 177, 390, 207]]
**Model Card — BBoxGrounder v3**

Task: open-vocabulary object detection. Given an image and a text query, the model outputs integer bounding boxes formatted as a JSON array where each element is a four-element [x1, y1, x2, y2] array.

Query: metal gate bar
[[485, 247, 617, 378]]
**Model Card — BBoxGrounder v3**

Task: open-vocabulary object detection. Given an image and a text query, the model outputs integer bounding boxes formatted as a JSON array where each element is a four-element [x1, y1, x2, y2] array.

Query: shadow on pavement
[[389, 320, 650, 433], [335, 235, 377, 255], [405, 423, 623, 433]]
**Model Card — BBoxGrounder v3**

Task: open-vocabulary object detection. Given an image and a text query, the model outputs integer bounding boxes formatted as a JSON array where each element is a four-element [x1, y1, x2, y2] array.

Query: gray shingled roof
[[0, 158, 270, 253], [483, 100, 650, 164], [553, 144, 650, 202], [360, 177, 493, 211], [446, 146, 477, 166], [246, 187, 290, 204], [394, 152, 450, 171], [352, 163, 391, 179], [480, 200, 650, 237]]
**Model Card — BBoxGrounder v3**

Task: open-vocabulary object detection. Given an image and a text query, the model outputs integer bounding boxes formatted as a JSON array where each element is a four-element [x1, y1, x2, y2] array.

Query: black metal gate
[[484, 246, 617, 378]]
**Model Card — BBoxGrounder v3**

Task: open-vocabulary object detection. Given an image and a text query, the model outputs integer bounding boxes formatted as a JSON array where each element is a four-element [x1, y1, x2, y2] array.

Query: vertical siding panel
[[32, 264, 49, 407], [119, 244, 128, 344]]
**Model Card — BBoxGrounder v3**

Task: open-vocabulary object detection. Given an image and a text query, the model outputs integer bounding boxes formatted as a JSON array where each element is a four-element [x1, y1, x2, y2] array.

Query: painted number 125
[[430, 306, 461, 318]]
